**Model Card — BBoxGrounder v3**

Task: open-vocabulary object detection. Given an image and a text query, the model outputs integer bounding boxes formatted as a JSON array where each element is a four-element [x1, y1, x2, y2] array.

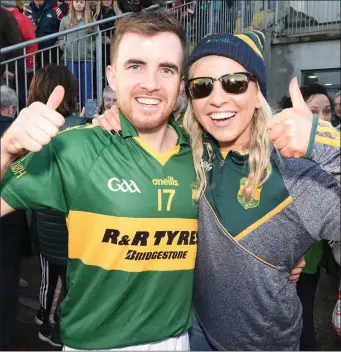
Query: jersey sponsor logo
[[237, 177, 263, 209], [102, 229, 198, 247], [108, 178, 141, 193], [125, 250, 188, 261], [152, 176, 179, 187], [102, 228, 197, 266], [10, 160, 27, 179], [67, 211, 198, 272]]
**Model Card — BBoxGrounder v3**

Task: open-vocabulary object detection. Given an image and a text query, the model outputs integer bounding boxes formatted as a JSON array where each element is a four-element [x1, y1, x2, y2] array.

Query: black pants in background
[[296, 270, 320, 351], [0, 211, 30, 350], [39, 254, 67, 324]]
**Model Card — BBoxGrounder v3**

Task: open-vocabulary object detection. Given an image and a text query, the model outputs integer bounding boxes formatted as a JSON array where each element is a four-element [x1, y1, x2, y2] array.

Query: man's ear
[[106, 65, 116, 91], [179, 78, 185, 97]]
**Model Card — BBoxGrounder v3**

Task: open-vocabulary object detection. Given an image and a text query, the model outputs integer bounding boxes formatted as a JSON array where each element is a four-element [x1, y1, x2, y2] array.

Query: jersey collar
[[119, 111, 190, 146]]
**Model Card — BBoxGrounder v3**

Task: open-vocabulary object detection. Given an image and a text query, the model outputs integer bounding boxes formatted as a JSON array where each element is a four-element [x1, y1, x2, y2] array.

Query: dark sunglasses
[[187, 72, 256, 99]]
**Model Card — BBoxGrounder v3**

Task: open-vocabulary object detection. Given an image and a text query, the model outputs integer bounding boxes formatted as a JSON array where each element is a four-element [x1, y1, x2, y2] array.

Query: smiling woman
[[182, 31, 340, 351]]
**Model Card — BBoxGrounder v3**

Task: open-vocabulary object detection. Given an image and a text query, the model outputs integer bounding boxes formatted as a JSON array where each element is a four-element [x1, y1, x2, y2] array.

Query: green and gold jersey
[[1, 113, 198, 349]]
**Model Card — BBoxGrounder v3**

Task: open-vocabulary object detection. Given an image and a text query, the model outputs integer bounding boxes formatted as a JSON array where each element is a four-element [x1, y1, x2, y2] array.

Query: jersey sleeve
[[1, 125, 109, 213], [305, 115, 341, 184], [1, 143, 68, 213]]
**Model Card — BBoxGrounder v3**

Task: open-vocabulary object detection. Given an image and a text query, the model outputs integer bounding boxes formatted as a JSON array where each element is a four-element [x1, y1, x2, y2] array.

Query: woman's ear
[[255, 89, 262, 109]]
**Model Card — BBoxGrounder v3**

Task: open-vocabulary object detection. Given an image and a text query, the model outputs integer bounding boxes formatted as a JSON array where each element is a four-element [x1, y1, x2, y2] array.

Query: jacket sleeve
[[2, 10, 23, 73], [53, 6, 64, 21], [21, 16, 37, 69], [305, 115, 341, 185]]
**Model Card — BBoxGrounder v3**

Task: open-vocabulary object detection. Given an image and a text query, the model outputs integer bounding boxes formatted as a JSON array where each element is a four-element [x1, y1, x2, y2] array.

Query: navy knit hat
[[186, 31, 267, 97]]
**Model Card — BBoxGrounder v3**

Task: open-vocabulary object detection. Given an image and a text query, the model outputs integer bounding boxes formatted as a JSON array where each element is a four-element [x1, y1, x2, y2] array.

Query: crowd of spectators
[[0, 0, 171, 113]]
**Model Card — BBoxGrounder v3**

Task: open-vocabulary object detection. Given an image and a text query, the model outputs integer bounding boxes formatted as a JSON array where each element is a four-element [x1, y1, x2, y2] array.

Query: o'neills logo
[[152, 177, 179, 186]]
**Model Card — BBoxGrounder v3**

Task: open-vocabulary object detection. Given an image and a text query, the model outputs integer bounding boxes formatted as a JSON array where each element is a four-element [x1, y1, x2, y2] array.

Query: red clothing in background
[[9, 8, 38, 71]]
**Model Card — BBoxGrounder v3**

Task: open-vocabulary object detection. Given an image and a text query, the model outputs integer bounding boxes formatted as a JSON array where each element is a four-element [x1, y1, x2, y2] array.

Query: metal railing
[[275, 0, 341, 35], [1, 1, 339, 111]]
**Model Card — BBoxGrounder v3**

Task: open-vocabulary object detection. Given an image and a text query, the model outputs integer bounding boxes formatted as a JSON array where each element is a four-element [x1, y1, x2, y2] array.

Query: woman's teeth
[[210, 112, 235, 120], [136, 98, 160, 105]]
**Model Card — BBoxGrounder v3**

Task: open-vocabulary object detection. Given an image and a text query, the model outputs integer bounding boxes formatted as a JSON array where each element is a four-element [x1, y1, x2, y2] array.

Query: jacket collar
[[204, 134, 249, 164]]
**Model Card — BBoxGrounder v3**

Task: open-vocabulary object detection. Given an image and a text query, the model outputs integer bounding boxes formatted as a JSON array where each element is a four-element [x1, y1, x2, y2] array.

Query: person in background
[[59, 0, 97, 110], [118, 0, 142, 12], [2, 1, 37, 73], [57, 0, 69, 16], [98, 0, 122, 31], [0, 6, 24, 109], [102, 85, 117, 111], [278, 83, 333, 122], [172, 0, 182, 7], [0, 85, 31, 351], [26, 64, 84, 347], [280, 83, 333, 121], [24, 0, 64, 66], [97, 0, 122, 91], [1, 0, 38, 108], [91, 85, 116, 119], [332, 91, 341, 128], [278, 82, 335, 351], [0, 86, 18, 133], [89, 0, 101, 18]]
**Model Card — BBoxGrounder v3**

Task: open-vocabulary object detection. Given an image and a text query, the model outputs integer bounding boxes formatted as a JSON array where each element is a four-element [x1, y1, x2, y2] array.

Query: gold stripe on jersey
[[234, 196, 293, 242], [133, 137, 181, 166], [58, 124, 96, 134], [317, 125, 340, 137], [315, 135, 340, 147], [67, 210, 198, 272]]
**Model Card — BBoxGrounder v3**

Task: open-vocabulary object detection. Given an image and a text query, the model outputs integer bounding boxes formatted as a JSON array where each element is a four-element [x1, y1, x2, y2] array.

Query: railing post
[[264, 0, 268, 30], [209, 1, 214, 34], [240, 1, 245, 33], [96, 29, 103, 107], [274, 0, 279, 37]]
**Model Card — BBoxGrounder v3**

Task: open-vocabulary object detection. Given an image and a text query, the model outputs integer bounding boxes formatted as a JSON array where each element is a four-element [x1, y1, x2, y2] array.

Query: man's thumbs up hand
[[267, 77, 314, 158], [2, 86, 66, 158]]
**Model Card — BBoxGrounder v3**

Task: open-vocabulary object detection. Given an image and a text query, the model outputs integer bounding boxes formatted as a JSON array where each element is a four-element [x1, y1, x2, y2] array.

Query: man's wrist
[[0, 138, 16, 178]]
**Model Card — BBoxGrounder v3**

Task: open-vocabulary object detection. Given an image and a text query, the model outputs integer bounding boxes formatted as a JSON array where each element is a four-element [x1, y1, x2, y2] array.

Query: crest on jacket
[[237, 177, 263, 209]]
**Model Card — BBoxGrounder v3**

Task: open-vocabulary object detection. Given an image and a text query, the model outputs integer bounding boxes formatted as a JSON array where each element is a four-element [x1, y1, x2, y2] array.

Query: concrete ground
[[13, 256, 341, 351]]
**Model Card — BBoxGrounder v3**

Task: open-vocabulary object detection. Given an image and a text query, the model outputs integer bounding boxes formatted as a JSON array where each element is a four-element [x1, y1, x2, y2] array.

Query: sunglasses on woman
[[187, 72, 256, 100]]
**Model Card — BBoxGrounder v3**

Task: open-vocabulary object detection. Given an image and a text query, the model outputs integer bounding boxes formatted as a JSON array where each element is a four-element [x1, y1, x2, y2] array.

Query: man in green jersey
[[0, 11, 198, 350]]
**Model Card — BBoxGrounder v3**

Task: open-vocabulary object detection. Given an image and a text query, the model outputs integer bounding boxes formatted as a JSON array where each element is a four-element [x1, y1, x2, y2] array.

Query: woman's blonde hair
[[112, 0, 123, 15], [91, 1, 101, 18], [99, 0, 122, 15], [69, 1, 95, 33], [183, 59, 273, 203]]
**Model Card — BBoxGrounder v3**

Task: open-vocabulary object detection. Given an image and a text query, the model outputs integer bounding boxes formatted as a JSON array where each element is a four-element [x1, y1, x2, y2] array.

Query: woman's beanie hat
[[186, 31, 267, 97]]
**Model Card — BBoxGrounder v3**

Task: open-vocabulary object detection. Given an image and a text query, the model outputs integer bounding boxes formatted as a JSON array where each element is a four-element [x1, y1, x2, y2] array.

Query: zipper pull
[[220, 159, 225, 167]]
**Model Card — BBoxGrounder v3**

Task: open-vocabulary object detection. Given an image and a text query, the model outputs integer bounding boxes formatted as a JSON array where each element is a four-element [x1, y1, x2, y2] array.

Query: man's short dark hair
[[111, 10, 187, 71]]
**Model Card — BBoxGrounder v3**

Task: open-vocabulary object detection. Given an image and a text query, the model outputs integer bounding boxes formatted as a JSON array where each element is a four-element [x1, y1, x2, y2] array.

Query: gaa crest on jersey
[[108, 178, 141, 193], [237, 177, 263, 209]]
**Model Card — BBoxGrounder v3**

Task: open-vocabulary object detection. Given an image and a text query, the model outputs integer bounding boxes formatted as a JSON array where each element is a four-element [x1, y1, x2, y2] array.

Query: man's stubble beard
[[117, 96, 174, 133]]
